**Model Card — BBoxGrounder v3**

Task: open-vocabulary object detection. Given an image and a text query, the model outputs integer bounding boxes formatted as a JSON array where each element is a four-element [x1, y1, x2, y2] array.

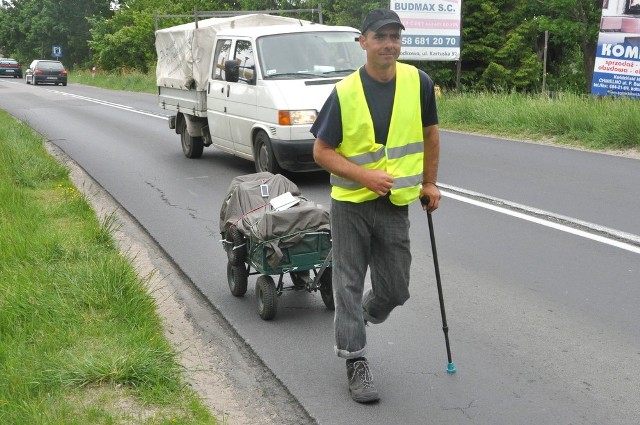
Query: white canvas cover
[[155, 14, 306, 91]]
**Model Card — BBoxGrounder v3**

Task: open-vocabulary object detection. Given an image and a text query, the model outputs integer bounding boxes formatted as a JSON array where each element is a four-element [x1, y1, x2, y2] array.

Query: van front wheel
[[254, 131, 281, 174]]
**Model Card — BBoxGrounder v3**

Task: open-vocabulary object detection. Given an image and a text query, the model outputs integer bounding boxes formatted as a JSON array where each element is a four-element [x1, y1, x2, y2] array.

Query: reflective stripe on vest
[[332, 63, 423, 205]]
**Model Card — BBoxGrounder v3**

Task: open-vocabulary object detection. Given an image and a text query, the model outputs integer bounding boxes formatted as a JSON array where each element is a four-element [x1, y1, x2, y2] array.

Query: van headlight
[[278, 110, 317, 126]]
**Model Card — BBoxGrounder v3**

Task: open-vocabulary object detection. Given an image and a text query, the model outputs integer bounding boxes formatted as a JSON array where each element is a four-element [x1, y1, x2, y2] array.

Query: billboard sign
[[591, 0, 640, 98], [391, 0, 462, 61]]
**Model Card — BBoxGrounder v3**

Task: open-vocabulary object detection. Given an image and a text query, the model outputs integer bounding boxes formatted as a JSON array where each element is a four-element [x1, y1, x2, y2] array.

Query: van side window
[[233, 40, 255, 84], [213, 39, 232, 80]]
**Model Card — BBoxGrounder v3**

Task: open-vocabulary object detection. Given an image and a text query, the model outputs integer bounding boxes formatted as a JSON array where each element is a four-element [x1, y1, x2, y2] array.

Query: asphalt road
[[1, 78, 639, 425]]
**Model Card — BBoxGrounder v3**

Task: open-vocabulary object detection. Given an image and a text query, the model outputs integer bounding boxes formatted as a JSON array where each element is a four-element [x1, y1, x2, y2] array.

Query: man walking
[[311, 8, 441, 403]]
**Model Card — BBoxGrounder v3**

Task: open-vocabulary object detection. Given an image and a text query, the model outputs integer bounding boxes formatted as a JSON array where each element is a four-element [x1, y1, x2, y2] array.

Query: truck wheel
[[180, 120, 204, 158], [254, 130, 282, 174], [318, 268, 335, 310], [227, 261, 248, 297], [256, 275, 278, 320]]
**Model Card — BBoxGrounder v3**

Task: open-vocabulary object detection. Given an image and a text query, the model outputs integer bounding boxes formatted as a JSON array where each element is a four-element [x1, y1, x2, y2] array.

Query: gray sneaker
[[346, 357, 380, 403]]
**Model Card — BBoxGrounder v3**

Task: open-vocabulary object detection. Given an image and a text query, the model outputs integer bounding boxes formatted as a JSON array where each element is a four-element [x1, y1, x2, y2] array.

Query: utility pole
[[455, 0, 464, 93], [542, 30, 549, 94]]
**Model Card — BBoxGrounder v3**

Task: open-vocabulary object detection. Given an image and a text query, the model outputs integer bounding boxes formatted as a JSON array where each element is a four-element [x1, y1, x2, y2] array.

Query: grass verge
[[0, 110, 216, 424], [438, 91, 640, 151], [71, 69, 157, 94]]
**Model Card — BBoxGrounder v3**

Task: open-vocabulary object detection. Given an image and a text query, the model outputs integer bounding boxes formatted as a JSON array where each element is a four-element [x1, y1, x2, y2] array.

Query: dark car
[[0, 58, 23, 78], [25, 60, 67, 86]]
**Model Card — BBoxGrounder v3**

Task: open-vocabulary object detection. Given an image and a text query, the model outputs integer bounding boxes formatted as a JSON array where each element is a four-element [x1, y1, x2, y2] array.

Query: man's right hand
[[363, 169, 394, 196], [314, 139, 394, 196]]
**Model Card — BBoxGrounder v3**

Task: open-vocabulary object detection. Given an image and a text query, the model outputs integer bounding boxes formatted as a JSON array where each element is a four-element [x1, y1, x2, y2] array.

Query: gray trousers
[[331, 196, 412, 359]]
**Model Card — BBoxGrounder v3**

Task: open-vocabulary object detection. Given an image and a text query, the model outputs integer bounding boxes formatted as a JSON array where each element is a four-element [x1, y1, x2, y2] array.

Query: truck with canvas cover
[[155, 14, 365, 173]]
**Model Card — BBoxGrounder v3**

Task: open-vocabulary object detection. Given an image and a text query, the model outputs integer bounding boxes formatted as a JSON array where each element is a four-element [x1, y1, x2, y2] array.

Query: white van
[[156, 15, 364, 173]]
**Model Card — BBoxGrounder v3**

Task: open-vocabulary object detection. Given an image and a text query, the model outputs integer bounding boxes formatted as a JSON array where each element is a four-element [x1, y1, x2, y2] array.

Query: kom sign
[[391, 0, 462, 61], [591, 0, 640, 98]]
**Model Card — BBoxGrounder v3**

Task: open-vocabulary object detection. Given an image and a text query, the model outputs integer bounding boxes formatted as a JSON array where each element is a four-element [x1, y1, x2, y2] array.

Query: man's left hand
[[420, 182, 441, 212]]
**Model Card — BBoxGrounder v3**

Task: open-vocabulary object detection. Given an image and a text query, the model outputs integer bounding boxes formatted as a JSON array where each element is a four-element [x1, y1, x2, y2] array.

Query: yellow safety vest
[[332, 63, 423, 206]]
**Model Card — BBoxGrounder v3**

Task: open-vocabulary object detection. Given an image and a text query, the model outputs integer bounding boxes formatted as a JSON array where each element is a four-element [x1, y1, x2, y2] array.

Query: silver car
[[25, 60, 68, 86]]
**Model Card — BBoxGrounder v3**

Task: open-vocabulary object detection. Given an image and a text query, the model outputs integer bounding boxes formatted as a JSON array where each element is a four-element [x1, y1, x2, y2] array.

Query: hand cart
[[220, 172, 334, 320]]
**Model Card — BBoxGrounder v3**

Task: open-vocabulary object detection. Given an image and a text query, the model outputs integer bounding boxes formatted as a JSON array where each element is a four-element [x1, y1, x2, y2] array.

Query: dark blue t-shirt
[[310, 66, 438, 148]]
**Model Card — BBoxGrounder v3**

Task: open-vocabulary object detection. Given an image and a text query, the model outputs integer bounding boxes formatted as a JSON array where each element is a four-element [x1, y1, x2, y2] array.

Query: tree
[[0, 0, 606, 92], [319, 0, 385, 28], [483, 19, 542, 91], [0, 0, 112, 67], [528, 0, 603, 93], [424, 0, 602, 93], [88, 0, 231, 71], [88, 10, 155, 72], [456, 0, 535, 91]]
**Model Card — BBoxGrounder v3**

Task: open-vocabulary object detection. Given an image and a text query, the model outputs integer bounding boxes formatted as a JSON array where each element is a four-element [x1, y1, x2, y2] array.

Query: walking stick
[[421, 196, 457, 374]]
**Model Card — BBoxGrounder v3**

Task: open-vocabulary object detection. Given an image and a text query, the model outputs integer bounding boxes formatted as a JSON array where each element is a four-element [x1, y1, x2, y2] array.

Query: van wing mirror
[[224, 60, 239, 83]]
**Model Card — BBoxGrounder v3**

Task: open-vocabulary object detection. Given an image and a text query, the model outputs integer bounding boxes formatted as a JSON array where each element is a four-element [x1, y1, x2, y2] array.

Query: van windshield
[[257, 31, 365, 79]]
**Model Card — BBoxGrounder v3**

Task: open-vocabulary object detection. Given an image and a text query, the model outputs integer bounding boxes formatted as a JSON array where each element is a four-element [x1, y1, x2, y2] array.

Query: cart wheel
[[227, 261, 248, 297], [256, 275, 278, 320], [319, 268, 335, 311], [227, 226, 246, 266]]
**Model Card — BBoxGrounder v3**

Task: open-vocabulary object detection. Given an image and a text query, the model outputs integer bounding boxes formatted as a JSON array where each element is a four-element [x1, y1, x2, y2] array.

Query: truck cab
[[205, 24, 363, 173]]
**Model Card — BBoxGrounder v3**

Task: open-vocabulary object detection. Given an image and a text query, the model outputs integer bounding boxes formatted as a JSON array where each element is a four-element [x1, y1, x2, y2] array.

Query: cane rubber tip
[[447, 362, 457, 374]]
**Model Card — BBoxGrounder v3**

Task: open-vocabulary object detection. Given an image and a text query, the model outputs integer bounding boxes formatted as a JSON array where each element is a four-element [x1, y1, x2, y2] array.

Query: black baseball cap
[[361, 8, 406, 34]]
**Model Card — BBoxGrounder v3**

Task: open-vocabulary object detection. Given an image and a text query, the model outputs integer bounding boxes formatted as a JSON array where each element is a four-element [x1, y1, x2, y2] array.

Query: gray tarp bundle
[[219, 172, 330, 268]]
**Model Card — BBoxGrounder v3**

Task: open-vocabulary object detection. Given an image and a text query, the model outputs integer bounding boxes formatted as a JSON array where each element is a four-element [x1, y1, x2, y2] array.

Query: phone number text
[[402, 35, 460, 47]]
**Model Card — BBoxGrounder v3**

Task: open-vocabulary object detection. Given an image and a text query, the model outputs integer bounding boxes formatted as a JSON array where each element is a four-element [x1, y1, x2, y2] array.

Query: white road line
[[48, 89, 169, 120], [441, 186, 640, 255]]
